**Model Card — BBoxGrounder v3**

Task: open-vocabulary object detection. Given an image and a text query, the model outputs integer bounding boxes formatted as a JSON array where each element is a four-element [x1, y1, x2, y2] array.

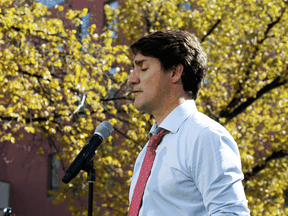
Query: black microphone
[[62, 121, 113, 184]]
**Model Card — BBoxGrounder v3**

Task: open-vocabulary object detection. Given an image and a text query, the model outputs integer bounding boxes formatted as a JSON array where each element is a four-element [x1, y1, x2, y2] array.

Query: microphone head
[[94, 121, 113, 141]]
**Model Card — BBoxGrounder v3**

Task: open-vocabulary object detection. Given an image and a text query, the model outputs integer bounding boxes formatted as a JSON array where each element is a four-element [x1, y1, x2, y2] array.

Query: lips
[[133, 91, 142, 97]]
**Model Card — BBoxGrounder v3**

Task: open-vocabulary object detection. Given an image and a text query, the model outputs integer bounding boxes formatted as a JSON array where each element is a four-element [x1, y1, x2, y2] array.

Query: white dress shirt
[[129, 99, 250, 215]]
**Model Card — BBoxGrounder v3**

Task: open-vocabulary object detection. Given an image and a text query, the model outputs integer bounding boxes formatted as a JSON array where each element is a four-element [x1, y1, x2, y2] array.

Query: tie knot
[[148, 128, 169, 150]]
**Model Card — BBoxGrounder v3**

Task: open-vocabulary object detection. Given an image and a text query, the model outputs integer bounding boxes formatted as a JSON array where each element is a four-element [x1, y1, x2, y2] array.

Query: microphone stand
[[62, 121, 113, 216], [83, 161, 96, 216]]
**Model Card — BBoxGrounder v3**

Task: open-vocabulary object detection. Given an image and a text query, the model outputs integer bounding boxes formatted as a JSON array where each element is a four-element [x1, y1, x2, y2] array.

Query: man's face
[[127, 53, 172, 115]]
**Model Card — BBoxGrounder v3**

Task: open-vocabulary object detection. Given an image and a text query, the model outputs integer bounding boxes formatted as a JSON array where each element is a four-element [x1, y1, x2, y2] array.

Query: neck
[[153, 96, 190, 127]]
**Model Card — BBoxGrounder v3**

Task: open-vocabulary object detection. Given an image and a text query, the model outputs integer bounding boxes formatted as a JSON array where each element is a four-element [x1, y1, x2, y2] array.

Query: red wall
[[0, 137, 71, 216]]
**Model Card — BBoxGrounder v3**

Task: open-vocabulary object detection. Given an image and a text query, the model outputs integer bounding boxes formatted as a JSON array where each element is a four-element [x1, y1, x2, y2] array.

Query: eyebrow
[[131, 59, 149, 68]]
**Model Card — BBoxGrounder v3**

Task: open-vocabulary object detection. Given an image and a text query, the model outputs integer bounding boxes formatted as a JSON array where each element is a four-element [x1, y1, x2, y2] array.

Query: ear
[[171, 64, 184, 84]]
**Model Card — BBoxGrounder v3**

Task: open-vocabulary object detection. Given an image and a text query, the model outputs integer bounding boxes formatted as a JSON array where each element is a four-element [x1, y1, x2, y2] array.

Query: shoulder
[[180, 111, 240, 158], [182, 111, 232, 139], [183, 112, 242, 178]]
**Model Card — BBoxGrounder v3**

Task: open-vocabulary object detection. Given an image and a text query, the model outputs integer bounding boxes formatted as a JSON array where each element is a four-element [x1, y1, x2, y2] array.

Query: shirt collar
[[148, 99, 197, 139]]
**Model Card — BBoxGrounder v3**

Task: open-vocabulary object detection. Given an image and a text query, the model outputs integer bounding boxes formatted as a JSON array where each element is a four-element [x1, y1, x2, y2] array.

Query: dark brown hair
[[130, 30, 208, 100]]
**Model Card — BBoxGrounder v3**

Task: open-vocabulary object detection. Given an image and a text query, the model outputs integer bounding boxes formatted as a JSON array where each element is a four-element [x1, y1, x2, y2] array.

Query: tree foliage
[[1, 0, 288, 215], [0, 0, 134, 215]]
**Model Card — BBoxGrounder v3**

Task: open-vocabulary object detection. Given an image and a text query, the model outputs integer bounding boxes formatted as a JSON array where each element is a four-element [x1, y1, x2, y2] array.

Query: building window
[[76, 12, 91, 52], [81, 12, 91, 41], [109, 66, 117, 76], [35, 0, 66, 9], [178, 2, 192, 10], [47, 153, 60, 199], [57, 41, 64, 56], [105, 0, 118, 39], [0, 181, 10, 216], [106, 66, 118, 100]]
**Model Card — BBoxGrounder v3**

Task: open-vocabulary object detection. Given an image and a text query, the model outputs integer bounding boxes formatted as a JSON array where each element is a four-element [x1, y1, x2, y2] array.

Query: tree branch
[[143, 1, 152, 34], [201, 19, 221, 43], [112, 125, 140, 146], [144, 15, 152, 34], [258, 7, 286, 44], [100, 96, 134, 102], [219, 8, 287, 122], [221, 76, 287, 123], [244, 150, 288, 189], [0, 116, 48, 122], [11, 26, 66, 40], [18, 67, 45, 80]]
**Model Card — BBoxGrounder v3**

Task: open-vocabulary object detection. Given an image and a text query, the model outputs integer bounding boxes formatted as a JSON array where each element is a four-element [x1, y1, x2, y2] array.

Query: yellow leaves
[[64, 126, 72, 133], [108, 118, 117, 126], [219, 117, 226, 124], [247, 195, 253, 203], [101, 203, 108, 208], [102, 156, 121, 168], [73, 17, 83, 27], [30, 57, 36, 64], [127, 129, 138, 141], [80, 8, 89, 17], [121, 104, 128, 113], [128, 103, 139, 114], [113, 70, 128, 83], [17, 133, 23, 140], [89, 24, 96, 35], [104, 4, 112, 15], [24, 126, 35, 133], [96, 113, 106, 120], [65, 9, 76, 20], [0, 0, 130, 211], [108, 105, 117, 114], [69, 135, 77, 144], [51, 193, 65, 205], [58, 5, 64, 12], [92, 33, 99, 40], [37, 147, 44, 154], [128, 170, 133, 177], [30, 3, 47, 18], [74, 64, 81, 81], [0, 132, 14, 143]]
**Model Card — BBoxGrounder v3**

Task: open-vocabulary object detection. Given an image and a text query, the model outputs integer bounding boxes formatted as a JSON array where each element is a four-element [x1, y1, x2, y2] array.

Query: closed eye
[[141, 68, 148, 71]]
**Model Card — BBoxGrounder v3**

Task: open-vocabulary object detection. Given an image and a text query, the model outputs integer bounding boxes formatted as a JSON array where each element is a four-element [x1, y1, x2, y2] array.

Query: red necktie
[[128, 128, 170, 216]]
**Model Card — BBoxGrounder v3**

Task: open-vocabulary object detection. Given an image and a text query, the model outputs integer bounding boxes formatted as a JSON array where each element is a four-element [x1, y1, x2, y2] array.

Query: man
[[127, 30, 250, 215]]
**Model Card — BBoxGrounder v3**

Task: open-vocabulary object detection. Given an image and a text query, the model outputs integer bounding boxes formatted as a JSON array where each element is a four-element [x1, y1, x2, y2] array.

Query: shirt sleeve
[[190, 126, 250, 215]]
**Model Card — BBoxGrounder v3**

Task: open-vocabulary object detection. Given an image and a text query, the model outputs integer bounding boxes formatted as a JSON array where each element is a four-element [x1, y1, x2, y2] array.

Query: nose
[[127, 69, 139, 86]]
